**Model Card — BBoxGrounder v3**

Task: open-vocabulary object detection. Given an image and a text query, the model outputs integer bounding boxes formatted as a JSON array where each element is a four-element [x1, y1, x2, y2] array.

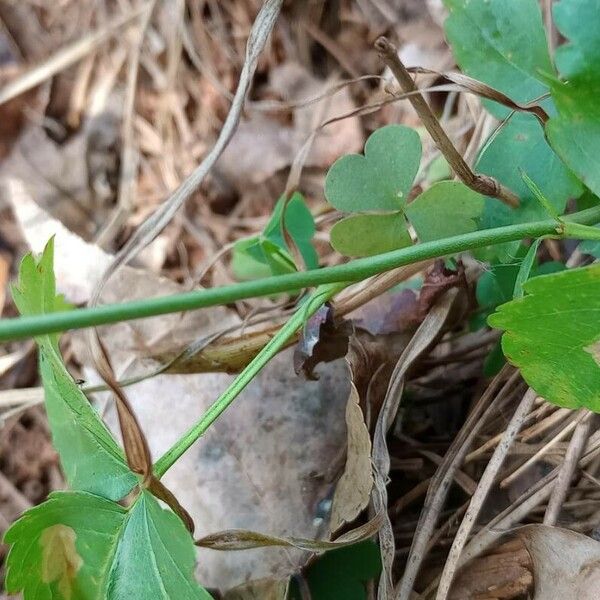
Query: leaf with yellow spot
[[40, 525, 83, 600], [4, 491, 212, 599]]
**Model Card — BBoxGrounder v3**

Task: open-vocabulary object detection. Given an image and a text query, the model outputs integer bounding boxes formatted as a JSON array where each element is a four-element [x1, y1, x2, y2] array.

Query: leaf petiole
[[153, 282, 347, 478]]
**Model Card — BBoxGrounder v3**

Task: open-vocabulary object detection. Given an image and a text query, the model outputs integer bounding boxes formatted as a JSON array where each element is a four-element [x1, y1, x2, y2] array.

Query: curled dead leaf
[[329, 382, 373, 533], [293, 305, 351, 380], [517, 525, 600, 600]]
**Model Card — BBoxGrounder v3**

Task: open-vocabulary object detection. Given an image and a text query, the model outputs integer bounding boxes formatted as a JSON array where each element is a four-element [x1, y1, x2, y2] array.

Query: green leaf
[[404, 181, 484, 242], [443, 0, 552, 118], [473, 258, 523, 330], [4, 491, 212, 600], [580, 236, 600, 258], [489, 264, 600, 410], [325, 125, 421, 212], [512, 239, 541, 299], [444, 0, 583, 260], [476, 115, 582, 232], [231, 193, 317, 280], [546, 0, 600, 197], [330, 212, 411, 257], [11, 239, 137, 500], [289, 541, 381, 600]]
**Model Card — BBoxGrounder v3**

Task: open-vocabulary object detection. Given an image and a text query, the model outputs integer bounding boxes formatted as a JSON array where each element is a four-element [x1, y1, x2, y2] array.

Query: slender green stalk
[[153, 283, 344, 477], [1, 206, 600, 342]]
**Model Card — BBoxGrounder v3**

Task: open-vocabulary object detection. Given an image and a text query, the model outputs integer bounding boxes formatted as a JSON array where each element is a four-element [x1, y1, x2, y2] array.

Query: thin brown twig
[[395, 367, 519, 600], [544, 411, 594, 525], [435, 388, 537, 600], [375, 37, 520, 209]]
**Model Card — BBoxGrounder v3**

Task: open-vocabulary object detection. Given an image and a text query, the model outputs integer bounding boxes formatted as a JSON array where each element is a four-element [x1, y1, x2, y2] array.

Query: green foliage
[[444, 0, 552, 117], [326, 125, 418, 256], [4, 491, 211, 600], [489, 264, 600, 410], [232, 193, 317, 280], [326, 127, 485, 257], [5, 4, 600, 596], [11, 239, 137, 501], [444, 0, 583, 259], [404, 181, 484, 242], [476, 115, 582, 229], [330, 212, 411, 257], [546, 0, 600, 197], [6, 241, 211, 599], [325, 125, 421, 212], [289, 541, 381, 600]]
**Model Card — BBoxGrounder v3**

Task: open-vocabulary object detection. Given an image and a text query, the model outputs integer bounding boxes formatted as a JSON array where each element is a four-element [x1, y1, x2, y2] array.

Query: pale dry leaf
[[270, 62, 362, 169], [4, 178, 191, 311], [516, 524, 600, 600], [224, 578, 289, 600], [91, 348, 349, 591], [330, 381, 373, 533], [1, 119, 120, 240], [216, 114, 297, 186], [217, 62, 362, 191]]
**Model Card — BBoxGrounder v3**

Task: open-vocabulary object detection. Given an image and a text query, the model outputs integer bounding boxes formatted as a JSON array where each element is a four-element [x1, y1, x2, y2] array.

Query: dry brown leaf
[[1, 119, 120, 240], [215, 113, 297, 186], [269, 62, 362, 168], [516, 524, 600, 600], [330, 381, 373, 533], [293, 305, 351, 380], [224, 578, 289, 600], [449, 538, 533, 600], [216, 62, 361, 190]]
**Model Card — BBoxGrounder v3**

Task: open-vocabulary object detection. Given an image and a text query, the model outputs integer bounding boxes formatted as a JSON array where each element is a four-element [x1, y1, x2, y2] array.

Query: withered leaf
[[294, 304, 351, 380]]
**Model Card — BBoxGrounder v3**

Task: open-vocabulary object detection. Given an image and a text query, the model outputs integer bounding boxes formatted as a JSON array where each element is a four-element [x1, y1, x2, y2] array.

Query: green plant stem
[[153, 283, 344, 478], [1, 206, 600, 342]]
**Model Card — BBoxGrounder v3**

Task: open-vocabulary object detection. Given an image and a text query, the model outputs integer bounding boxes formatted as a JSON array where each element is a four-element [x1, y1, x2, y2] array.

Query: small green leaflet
[[325, 125, 421, 212], [546, 0, 600, 197], [11, 239, 137, 500], [330, 213, 411, 257], [231, 192, 317, 280], [489, 264, 600, 411], [4, 490, 212, 600], [404, 181, 484, 243], [325, 126, 484, 257]]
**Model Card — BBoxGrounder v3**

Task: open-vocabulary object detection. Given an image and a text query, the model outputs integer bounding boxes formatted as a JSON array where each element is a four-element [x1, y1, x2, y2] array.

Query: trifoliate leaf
[[546, 0, 600, 197], [11, 239, 137, 500], [489, 264, 600, 410], [404, 181, 484, 242], [4, 491, 212, 600], [444, 0, 552, 118], [329, 212, 411, 257], [325, 125, 421, 212]]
